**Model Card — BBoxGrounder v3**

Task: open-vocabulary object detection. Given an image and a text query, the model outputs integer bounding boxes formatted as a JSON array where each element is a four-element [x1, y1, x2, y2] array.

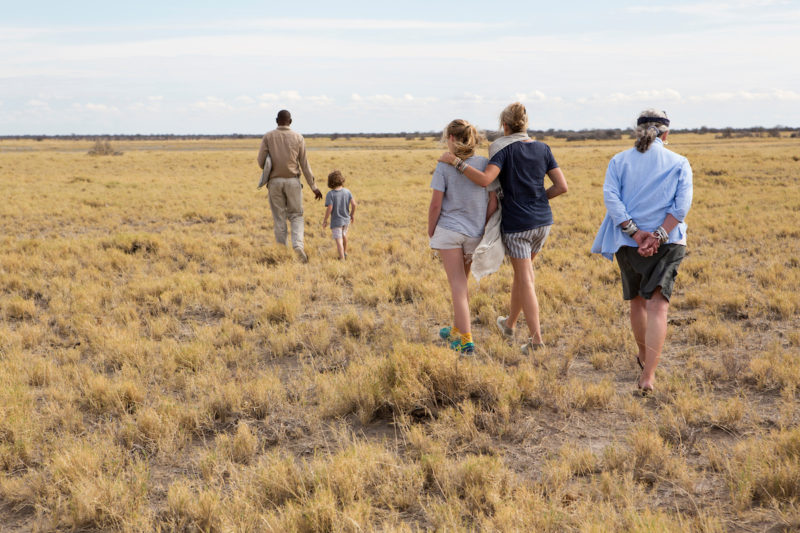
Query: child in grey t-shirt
[[428, 119, 498, 355], [322, 170, 357, 260]]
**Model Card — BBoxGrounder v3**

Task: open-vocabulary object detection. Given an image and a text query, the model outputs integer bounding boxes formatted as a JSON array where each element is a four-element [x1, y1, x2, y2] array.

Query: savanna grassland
[[1, 133, 799, 532]]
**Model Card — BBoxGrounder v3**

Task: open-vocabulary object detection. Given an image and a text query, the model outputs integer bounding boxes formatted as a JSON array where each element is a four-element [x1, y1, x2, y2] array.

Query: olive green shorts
[[615, 244, 686, 301]]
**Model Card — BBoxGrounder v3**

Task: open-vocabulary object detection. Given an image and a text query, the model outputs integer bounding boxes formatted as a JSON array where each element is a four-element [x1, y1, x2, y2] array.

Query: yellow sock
[[451, 326, 462, 338], [461, 332, 473, 344]]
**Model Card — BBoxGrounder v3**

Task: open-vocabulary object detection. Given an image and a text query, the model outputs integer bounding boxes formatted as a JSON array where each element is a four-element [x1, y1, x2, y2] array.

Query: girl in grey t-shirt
[[428, 119, 498, 355]]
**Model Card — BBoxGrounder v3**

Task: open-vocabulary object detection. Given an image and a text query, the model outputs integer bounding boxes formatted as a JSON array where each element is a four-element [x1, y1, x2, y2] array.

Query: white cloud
[[688, 89, 800, 102], [601, 89, 683, 104], [26, 99, 50, 109], [774, 89, 800, 101], [628, 0, 790, 16], [515, 91, 548, 103], [0, 17, 502, 38], [191, 97, 233, 111], [84, 103, 119, 112], [259, 91, 302, 102], [128, 98, 163, 112], [360, 94, 437, 105], [307, 95, 333, 105], [350, 93, 362, 101]]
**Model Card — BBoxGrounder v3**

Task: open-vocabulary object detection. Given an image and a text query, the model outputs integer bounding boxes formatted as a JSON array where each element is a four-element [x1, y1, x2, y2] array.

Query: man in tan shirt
[[257, 109, 322, 262]]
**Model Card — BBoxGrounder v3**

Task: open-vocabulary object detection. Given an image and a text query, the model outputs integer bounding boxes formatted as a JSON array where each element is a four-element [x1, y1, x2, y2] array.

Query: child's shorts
[[331, 225, 349, 239], [430, 225, 481, 256]]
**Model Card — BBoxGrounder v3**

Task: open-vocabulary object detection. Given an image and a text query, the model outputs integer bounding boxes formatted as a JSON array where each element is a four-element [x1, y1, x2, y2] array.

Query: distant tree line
[[1, 126, 798, 142]]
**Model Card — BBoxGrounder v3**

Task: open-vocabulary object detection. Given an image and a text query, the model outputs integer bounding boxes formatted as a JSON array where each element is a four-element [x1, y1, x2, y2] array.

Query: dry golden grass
[[1, 133, 799, 531]]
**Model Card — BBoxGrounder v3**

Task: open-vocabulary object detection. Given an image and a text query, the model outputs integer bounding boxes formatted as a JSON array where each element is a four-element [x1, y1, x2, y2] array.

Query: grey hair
[[634, 108, 669, 153]]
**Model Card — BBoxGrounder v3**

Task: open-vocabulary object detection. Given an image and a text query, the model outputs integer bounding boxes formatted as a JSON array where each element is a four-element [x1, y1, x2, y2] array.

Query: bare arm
[[428, 189, 444, 238], [659, 213, 680, 233], [486, 190, 498, 223], [298, 140, 322, 199], [546, 167, 568, 199], [438, 152, 500, 187], [349, 197, 357, 223], [322, 204, 332, 228]]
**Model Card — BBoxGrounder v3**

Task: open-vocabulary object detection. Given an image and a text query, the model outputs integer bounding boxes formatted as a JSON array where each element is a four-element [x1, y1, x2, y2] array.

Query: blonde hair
[[634, 109, 669, 153], [327, 169, 345, 188], [500, 102, 529, 134], [442, 119, 481, 159]]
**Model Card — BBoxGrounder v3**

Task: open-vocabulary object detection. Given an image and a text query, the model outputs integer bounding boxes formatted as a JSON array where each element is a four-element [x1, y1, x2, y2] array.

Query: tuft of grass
[[164, 481, 221, 532], [2, 296, 37, 321], [687, 316, 739, 347], [747, 342, 800, 391], [627, 427, 691, 487], [714, 426, 800, 509], [217, 422, 259, 465], [102, 232, 160, 255], [264, 293, 299, 324]]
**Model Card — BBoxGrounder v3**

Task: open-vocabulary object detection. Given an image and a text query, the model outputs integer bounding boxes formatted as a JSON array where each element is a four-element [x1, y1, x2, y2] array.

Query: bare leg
[[334, 237, 345, 259], [638, 288, 670, 390], [630, 295, 647, 368], [440, 248, 471, 335], [508, 254, 542, 344], [342, 234, 348, 256]]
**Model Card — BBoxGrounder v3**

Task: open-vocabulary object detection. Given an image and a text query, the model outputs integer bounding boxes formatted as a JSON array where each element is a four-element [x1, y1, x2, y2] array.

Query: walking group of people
[[257, 103, 693, 395]]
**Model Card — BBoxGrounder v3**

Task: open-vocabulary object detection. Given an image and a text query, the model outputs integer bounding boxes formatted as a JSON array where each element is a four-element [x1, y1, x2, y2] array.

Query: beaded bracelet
[[622, 220, 639, 236], [655, 226, 669, 244], [457, 160, 469, 172], [451, 156, 463, 168]]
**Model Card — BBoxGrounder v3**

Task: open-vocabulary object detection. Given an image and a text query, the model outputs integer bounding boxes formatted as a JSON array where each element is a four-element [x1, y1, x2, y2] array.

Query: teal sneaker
[[450, 339, 475, 355], [439, 326, 456, 341]]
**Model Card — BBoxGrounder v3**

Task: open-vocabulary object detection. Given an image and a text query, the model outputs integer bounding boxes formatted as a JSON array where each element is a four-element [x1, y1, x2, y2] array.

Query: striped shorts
[[502, 225, 552, 258]]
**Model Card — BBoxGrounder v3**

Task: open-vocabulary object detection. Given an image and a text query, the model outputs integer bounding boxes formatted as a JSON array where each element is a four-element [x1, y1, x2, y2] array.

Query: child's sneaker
[[496, 316, 514, 338], [450, 339, 475, 355], [459, 342, 475, 355], [439, 326, 457, 342]]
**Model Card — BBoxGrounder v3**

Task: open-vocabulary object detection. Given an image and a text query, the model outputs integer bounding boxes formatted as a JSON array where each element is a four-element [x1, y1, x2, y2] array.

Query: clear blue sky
[[2, 0, 798, 134]]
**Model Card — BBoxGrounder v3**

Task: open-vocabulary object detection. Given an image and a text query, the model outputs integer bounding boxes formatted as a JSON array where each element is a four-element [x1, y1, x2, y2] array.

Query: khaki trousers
[[267, 178, 304, 250]]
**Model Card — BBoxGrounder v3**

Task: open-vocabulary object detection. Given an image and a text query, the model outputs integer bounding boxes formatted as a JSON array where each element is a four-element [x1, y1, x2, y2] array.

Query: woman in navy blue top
[[439, 102, 568, 353]]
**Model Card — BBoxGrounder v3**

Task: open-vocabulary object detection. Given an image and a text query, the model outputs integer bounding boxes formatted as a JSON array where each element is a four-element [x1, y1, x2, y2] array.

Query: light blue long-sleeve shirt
[[591, 138, 693, 260]]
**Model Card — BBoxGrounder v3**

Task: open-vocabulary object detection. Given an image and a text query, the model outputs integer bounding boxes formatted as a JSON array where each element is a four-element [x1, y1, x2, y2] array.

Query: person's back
[[609, 140, 689, 232], [490, 140, 558, 233], [432, 155, 491, 239], [257, 109, 322, 262], [325, 188, 353, 228], [593, 136, 692, 260], [262, 127, 306, 179]]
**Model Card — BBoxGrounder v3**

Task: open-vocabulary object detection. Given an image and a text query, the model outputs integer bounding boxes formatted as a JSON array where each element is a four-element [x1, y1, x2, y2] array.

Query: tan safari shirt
[[257, 126, 317, 190]]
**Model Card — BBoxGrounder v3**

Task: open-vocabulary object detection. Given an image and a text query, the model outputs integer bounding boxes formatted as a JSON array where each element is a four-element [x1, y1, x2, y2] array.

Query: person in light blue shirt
[[591, 109, 693, 395]]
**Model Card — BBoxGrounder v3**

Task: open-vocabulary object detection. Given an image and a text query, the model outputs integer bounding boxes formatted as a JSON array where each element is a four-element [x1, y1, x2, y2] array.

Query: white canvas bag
[[257, 154, 272, 189]]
